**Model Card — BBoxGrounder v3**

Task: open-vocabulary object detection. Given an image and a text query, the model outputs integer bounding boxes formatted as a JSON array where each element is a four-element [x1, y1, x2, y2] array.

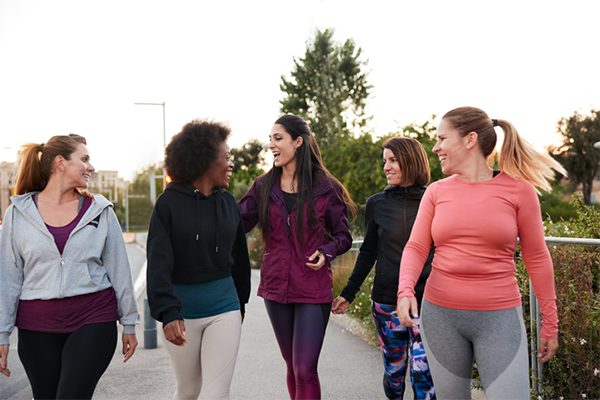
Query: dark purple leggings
[[264, 300, 331, 400]]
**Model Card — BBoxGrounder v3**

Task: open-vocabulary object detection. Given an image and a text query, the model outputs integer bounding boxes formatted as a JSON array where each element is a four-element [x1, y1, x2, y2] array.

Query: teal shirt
[[173, 276, 240, 319]]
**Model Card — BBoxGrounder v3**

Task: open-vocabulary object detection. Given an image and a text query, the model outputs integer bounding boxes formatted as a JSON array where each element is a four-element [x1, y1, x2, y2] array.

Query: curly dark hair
[[164, 119, 231, 184]]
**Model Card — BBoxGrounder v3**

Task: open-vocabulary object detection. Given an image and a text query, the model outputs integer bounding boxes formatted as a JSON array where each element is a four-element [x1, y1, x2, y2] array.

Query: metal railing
[[348, 236, 600, 392]]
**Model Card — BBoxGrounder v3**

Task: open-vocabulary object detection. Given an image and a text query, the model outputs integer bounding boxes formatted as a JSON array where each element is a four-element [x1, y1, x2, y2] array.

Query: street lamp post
[[133, 102, 165, 349], [134, 102, 166, 148]]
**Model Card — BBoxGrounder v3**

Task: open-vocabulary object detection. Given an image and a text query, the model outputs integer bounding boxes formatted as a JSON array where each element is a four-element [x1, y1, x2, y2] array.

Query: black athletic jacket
[[340, 185, 434, 306], [146, 182, 251, 326]]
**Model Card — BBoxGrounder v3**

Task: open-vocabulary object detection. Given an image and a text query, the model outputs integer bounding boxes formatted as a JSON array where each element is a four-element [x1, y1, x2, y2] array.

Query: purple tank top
[[16, 194, 120, 333]]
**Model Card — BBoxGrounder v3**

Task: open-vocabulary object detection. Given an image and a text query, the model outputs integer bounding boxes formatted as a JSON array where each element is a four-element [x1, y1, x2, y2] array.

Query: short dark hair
[[164, 119, 231, 184], [382, 137, 430, 186]]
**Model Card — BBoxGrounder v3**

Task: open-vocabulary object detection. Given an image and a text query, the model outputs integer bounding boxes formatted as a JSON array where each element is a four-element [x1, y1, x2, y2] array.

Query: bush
[[331, 250, 379, 345], [246, 227, 263, 269], [517, 194, 600, 399]]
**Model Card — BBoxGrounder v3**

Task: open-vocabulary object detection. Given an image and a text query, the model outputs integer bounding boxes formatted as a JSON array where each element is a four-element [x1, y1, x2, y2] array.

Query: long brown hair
[[15, 134, 90, 196], [442, 106, 566, 192], [258, 114, 356, 248]]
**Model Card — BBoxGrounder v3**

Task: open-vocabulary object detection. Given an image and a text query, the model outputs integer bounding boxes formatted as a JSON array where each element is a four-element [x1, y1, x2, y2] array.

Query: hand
[[537, 337, 558, 363], [397, 296, 418, 328], [306, 250, 325, 271], [122, 334, 138, 363], [164, 320, 187, 347], [0, 344, 10, 377], [331, 296, 350, 314]]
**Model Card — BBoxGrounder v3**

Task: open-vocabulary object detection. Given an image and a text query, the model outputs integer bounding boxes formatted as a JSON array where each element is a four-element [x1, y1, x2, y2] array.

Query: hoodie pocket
[[65, 262, 102, 291]]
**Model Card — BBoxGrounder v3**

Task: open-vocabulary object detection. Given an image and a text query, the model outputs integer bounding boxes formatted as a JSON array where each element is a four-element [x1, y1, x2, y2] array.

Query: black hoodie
[[340, 185, 434, 306], [146, 182, 251, 326]]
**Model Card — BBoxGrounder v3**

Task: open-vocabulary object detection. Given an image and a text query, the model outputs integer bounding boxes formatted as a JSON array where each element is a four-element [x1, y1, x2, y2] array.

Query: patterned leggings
[[372, 301, 436, 400]]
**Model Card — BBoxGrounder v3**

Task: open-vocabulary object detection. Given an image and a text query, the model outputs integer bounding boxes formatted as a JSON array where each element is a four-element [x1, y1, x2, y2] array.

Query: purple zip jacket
[[238, 173, 352, 304]]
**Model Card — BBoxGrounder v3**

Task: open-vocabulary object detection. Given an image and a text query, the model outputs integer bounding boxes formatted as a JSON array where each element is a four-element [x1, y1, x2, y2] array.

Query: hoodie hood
[[10, 192, 112, 239], [383, 184, 427, 201]]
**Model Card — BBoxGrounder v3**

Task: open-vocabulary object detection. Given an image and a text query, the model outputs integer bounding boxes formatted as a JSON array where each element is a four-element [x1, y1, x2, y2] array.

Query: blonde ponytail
[[497, 119, 566, 193]]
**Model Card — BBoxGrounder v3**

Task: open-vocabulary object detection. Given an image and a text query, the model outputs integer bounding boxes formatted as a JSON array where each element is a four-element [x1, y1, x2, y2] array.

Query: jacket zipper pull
[[216, 246, 219, 253], [196, 234, 199, 240], [287, 215, 291, 227]]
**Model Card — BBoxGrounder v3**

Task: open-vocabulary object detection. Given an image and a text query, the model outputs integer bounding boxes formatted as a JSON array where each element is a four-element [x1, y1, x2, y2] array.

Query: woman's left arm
[[317, 185, 352, 264], [517, 182, 558, 344], [102, 208, 141, 334], [231, 208, 251, 316]]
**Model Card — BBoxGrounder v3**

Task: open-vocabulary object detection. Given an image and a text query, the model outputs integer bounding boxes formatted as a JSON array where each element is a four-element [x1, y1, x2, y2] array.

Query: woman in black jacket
[[146, 119, 251, 400], [332, 137, 435, 400]]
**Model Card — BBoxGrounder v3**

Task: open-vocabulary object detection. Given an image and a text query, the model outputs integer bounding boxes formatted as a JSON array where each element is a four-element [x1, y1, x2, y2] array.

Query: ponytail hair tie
[[491, 119, 499, 127], [40, 143, 45, 151]]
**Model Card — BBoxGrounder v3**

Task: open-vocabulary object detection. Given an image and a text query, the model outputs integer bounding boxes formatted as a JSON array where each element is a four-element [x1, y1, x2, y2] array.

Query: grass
[[331, 250, 379, 346]]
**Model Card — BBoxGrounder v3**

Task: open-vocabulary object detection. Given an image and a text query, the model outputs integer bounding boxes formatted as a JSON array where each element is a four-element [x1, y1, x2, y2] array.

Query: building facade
[[0, 162, 16, 222]]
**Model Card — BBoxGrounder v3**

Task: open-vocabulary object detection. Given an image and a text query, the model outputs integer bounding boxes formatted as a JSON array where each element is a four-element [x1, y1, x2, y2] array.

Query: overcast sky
[[1, 0, 599, 180]]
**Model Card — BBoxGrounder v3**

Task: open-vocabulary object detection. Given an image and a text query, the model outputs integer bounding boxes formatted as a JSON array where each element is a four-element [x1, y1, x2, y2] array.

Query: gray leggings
[[420, 300, 529, 399]]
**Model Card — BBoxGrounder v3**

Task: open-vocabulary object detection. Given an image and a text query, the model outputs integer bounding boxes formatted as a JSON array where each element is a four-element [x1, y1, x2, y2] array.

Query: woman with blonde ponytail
[[0, 134, 139, 399], [396, 106, 563, 399]]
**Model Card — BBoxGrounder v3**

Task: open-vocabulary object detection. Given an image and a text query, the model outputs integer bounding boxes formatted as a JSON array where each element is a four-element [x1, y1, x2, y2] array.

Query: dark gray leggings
[[420, 300, 529, 399]]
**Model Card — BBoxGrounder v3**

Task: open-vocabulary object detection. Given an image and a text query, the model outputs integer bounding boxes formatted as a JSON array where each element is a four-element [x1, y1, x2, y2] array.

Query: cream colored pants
[[161, 310, 242, 400]]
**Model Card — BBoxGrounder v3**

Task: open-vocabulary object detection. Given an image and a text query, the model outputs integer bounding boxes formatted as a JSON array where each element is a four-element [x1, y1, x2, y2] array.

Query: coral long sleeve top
[[397, 173, 558, 339]]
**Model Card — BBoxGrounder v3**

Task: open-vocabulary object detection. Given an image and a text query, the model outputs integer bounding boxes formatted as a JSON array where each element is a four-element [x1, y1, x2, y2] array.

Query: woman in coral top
[[397, 106, 565, 399]]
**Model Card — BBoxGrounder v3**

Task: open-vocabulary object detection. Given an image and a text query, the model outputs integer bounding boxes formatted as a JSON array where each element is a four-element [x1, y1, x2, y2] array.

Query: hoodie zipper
[[59, 256, 65, 298]]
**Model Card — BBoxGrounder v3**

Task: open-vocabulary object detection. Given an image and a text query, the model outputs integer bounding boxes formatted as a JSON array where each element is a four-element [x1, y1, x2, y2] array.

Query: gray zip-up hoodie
[[0, 192, 139, 344]]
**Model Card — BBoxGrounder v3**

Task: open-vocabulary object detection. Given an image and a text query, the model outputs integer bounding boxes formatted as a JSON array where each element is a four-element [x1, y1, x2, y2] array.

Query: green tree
[[280, 29, 372, 145], [126, 164, 165, 231], [549, 109, 600, 205], [229, 139, 266, 200], [230, 138, 265, 173], [324, 133, 386, 207]]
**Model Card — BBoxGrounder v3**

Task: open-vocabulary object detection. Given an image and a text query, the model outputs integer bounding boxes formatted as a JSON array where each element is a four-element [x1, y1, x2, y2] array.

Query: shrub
[[331, 250, 379, 345], [245, 227, 263, 269], [518, 194, 600, 399]]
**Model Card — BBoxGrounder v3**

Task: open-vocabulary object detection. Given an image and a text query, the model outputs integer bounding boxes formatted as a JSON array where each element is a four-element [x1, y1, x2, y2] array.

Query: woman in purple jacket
[[239, 114, 355, 400]]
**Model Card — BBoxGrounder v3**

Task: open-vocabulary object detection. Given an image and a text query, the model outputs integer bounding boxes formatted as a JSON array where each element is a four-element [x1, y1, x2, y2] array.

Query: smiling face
[[268, 124, 302, 169], [383, 148, 405, 186], [205, 141, 234, 189], [432, 118, 470, 175], [62, 143, 95, 188]]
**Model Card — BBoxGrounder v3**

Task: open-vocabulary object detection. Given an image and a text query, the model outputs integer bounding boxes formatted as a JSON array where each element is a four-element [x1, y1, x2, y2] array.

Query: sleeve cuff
[[0, 332, 10, 345], [122, 325, 136, 335]]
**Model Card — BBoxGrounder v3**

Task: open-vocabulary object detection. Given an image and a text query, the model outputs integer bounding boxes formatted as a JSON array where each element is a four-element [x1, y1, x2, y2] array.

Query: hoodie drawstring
[[215, 189, 220, 253], [194, 189, 201, 241], [194, 188, 220, 253]]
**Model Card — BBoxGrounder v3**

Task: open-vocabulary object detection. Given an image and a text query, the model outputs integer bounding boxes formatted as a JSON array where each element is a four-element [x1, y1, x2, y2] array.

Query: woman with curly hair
[[238, 114, 356, 400], [146, 119, 251, 400], [0, 134, 139, 399]]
